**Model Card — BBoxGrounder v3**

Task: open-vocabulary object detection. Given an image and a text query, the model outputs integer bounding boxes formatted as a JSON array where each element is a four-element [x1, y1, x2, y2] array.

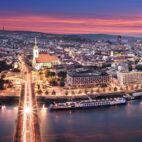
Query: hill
[[0, 30, 141, 41]]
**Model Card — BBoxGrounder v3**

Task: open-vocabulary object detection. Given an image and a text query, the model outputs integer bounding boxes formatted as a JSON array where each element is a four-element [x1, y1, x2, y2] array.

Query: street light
[[24, 106, 32, 114]]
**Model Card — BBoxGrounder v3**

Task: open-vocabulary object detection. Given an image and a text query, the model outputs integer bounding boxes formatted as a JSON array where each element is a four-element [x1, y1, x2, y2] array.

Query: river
[[1, 100, 142, 142]]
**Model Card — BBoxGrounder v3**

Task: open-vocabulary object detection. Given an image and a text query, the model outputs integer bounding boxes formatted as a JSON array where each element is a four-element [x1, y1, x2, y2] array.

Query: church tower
[[110, 50, 114, 57], [33, 37, 39, 64], [33, 37, 39, 58]]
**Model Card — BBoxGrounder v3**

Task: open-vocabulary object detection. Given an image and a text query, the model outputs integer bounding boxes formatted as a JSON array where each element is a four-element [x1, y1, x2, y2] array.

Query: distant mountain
[[0, 30, 141, 41], [73, 34, 142, 41]]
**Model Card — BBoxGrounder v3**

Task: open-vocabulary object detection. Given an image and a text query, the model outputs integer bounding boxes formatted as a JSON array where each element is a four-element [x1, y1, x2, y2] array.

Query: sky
[[1, 0, 142, 36]]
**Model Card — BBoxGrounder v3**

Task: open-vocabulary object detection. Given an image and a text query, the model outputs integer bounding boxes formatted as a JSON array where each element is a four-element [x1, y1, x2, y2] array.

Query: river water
[[0, 105, 17, 142], [1, 100, 142, 142]]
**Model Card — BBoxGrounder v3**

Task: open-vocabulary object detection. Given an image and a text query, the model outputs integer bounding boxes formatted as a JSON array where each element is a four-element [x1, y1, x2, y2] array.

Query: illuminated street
[[14, 55, 41, 142]]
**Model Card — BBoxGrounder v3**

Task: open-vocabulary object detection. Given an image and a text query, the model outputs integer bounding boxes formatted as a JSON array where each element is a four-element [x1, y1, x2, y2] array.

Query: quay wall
[[0, 96, 19, 105], [37, 92, 125, 106]]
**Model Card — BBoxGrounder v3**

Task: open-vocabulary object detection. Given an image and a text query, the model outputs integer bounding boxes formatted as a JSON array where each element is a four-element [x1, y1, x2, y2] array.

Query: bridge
[[14, 55, 41, 142]]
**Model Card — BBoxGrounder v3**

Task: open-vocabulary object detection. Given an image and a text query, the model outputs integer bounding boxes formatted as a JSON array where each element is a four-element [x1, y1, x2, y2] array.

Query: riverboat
[[49, 97, 126, 111]]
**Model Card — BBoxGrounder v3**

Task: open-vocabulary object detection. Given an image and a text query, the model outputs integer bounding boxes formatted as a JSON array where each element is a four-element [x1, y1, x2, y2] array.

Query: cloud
[[0, 14, 142, 36]]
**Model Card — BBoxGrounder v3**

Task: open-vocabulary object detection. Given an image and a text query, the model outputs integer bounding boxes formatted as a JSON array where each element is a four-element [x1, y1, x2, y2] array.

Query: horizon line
[[0, 29, 142, 38]]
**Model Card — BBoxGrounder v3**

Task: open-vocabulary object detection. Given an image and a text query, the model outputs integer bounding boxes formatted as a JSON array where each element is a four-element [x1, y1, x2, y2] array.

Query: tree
[[128, 64, 133, 71], [65, 91, 68, 96], [0, 60, 12, 72], [37, 84, 40, 89], [96, 88, 100, 93], [39, 70, 43, 75], [0, 78, 5, 90], [59, 81, 65, 87], [1, 74, 5, 79], [49, 80, 58, 86], [78, 90, 82, 94], [51, 90, 56, 95], [71, 90, 75, 95], [37, 89, 42, 95], [7, 82, 13, 88], [45, 90, 49, 95], [58, 71, 67, 79], [114, 87, 117, 92], [46, 71, 55, 77], [136, 65, 142, 71], [108, 87, 112, 92], [135, 58, 140, 64]]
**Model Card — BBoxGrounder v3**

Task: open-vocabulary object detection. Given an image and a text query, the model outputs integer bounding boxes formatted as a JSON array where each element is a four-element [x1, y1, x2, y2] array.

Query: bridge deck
[[14, 56, 41, 142]]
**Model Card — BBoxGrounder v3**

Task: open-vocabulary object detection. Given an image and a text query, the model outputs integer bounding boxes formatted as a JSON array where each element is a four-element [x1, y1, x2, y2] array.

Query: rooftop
[[68, 68, 108, 77], [36, 53, 59, 63]]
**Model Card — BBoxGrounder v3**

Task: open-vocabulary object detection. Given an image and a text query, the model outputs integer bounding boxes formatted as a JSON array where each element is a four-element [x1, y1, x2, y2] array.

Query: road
[[14, 55, 41, 142]]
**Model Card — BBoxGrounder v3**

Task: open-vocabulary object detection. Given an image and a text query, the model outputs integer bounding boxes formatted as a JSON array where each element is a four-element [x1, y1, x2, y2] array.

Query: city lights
[[24, 106, 32, 114], [1, 1, 142, 141]]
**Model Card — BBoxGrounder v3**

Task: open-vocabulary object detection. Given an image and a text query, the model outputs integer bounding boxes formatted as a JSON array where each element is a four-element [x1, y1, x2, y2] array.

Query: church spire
[[35, 37, 37, 46], [33, 37, 39, 59], [34, 37, 38, 50]]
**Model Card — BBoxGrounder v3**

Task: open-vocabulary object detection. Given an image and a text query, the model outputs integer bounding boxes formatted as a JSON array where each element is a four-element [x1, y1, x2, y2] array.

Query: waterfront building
[[117, 71, 142, 85], [67, 68, 111, 88], [32, 38, 60, 70]]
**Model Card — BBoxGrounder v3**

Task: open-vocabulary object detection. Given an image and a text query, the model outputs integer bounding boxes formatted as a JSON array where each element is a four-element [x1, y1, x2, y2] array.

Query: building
[[117, 71, 142, 85], [67, 68, 111, 88], [32, 38, 60, 70], [112, 62, 129, 72]]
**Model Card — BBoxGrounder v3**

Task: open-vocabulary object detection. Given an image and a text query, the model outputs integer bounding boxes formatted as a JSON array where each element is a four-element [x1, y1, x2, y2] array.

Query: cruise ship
[[49, 97, 126, 111]]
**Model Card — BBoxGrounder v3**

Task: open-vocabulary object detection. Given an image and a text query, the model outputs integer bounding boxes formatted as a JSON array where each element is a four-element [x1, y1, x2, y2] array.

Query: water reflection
[[0, 106, 18, 142], [1, 101, 142, 142], [39, 100, 142, 142]]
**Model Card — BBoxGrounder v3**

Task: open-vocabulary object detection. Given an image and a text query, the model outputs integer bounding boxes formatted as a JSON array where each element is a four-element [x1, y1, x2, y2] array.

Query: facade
[[112, 62, 129, 72], [67, 68, 111, 88], [117, 71, 142, 85], [32, 38, 60, 70]]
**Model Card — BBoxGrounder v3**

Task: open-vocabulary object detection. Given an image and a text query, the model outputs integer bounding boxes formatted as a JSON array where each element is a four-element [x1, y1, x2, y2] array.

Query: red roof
[[36, 54, 59, 63]]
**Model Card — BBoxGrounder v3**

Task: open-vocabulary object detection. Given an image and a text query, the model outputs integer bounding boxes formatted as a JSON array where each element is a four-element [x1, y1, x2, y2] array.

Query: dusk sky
[[1, 0, 142, 36]]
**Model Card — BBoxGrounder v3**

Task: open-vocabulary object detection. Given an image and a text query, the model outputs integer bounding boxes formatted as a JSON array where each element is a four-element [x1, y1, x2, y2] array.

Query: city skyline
[[1, 0, 142, 36]]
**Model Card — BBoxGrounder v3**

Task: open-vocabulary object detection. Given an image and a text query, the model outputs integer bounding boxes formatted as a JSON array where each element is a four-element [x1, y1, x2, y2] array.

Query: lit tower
[[33, 37, 39, 64], [110, 50, 114, 57]]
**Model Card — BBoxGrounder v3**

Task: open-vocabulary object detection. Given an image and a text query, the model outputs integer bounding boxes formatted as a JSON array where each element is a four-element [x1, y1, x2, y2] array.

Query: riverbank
[[0, 91, 141, 107], [0, 96, 19, 105], [37, 92, 125, 106]]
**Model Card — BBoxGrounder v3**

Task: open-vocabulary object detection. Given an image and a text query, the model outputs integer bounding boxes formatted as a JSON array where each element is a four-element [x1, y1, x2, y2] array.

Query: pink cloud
[[0, 14, 142, 35]]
